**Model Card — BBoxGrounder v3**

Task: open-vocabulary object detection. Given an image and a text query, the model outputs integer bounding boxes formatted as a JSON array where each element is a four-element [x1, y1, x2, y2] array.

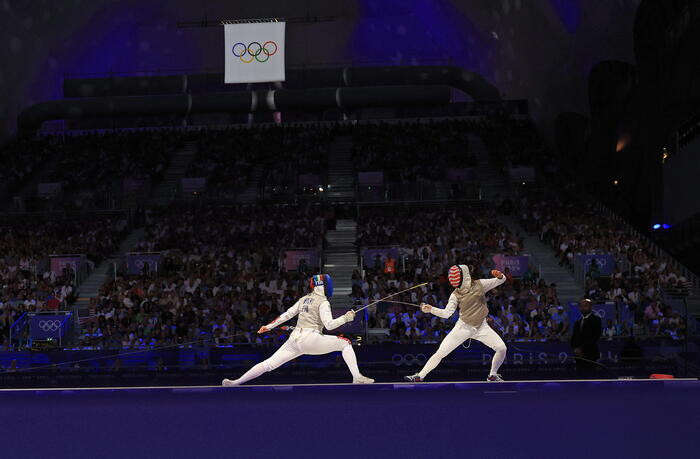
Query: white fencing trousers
[[418, 319, 507, 379], [233, 329, 361, 385]]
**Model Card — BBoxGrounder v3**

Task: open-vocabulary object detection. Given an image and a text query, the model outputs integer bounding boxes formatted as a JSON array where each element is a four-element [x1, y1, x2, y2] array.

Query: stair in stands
[[326, 136, 355, 201], [236, 165, 263, 202], [498, 215, 584, 305], [323, 219, 358, 309], [148, 141, 198, 206], [471, 135, 510, 201], [73, 228, 145, 321]]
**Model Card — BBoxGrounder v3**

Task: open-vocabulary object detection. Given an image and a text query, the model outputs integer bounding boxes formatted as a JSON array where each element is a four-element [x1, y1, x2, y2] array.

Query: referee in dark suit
[[571, 298, 602, 378]]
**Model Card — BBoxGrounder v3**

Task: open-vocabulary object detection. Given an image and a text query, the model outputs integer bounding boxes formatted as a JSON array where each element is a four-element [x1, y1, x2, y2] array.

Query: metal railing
[[8, 312, 29, 349]]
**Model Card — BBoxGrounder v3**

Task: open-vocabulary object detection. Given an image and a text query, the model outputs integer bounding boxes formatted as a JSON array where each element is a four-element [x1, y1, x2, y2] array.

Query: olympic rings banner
[[29, 313, 72, 341], [224, 22, 285, 83]]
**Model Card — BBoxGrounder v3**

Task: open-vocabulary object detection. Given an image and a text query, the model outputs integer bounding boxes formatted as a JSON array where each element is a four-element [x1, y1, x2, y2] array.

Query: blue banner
[[29, 313, 72, 341], [127, 252, 162, 275], [568, 302, 633, 327], [1, 340, 677, 371]]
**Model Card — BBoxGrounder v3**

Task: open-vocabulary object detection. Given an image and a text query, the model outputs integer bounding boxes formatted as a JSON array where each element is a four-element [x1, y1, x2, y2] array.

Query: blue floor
[[2, 379, 698, 459]]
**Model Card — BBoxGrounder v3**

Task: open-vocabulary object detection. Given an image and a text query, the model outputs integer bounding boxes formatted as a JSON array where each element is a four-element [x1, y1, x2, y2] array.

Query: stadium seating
[[79, 203, 323, 349]]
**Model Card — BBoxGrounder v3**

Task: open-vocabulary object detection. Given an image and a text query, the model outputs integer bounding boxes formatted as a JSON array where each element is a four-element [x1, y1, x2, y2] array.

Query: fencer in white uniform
[[405, 265, 508, 382], [222, 274, 374, 386]]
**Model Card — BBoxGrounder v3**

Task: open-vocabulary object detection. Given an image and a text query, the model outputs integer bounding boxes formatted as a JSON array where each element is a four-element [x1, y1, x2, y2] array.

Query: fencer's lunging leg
[[341, 343, 362, 380], [418, 323, 471, 379], [302, 333, 371, 382], [473, 322, 507, 376], [490, 343, 507, 376], [228, 342, 301, 385]]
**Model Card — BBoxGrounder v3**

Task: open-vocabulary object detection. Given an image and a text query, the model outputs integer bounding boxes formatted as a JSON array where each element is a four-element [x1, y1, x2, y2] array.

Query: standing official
[[571, 298, 602, 377]]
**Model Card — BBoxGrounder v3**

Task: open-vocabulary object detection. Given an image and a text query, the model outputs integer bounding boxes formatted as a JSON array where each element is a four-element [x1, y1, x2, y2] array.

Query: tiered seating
[[351, 120, 477, 183], [79, 203, 324, 349], [519, 188, 689, 339], [354, 206, 561, 344], [184, 125, 333, 199], [0, 214, 129, 342]]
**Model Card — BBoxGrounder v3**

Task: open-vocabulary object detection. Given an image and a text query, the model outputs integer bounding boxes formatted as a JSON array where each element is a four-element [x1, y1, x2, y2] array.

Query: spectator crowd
[[1, 214, 129, 346], [79, 204, 324, 349], [186, 125, 334, 199], [351, 120, 477, 184], [1, 121, 692, 354], [517, 187, 688, 340]]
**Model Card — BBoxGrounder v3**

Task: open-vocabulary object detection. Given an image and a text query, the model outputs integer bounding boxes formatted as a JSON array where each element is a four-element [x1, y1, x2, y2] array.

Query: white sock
[[341, 346, 362, 379], [418, 354, 443, 379], [489, 348, 506, 376], [234, 362, 268, 385]]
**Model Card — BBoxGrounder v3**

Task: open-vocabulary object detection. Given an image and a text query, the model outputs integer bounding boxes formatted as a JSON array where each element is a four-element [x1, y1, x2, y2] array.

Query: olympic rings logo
[[38, 320, 61, 332], [391, 354, 427, 366], [232, 41, 278, 63]]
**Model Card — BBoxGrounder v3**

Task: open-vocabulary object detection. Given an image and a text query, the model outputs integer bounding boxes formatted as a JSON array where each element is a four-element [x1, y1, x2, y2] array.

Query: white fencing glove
[[343, 310, 356, 323]]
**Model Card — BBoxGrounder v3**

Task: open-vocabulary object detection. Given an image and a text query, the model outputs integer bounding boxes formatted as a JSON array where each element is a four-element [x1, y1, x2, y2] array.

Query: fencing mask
[[448, 264, 472, 292], [309, 274, 334, 298]]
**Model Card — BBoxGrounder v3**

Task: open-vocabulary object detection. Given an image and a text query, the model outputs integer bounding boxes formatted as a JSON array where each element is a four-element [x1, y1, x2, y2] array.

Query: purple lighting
[[549, 0, 582, 34], [350, 0, 492, 77]]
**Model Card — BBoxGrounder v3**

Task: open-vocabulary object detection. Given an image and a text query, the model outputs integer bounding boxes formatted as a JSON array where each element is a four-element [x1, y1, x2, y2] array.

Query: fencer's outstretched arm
[[264, 300, 301, 330], [481, 274, 507, 292], [423, 296, 458, 319], [320, 301, 355, 330]]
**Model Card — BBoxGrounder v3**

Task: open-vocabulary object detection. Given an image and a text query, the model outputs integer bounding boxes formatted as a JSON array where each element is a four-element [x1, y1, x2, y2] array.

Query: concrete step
[[148, 141, 198, 206], [324, 213, 358, 308], [327, 242, 356, 248], [327, 232, 355, 237], [327, 233, 356, 240], [327, 245, 356, 251], [325, 257, 357, 264], [326, 241, 356, 248], [499, 215, 584, 304]]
